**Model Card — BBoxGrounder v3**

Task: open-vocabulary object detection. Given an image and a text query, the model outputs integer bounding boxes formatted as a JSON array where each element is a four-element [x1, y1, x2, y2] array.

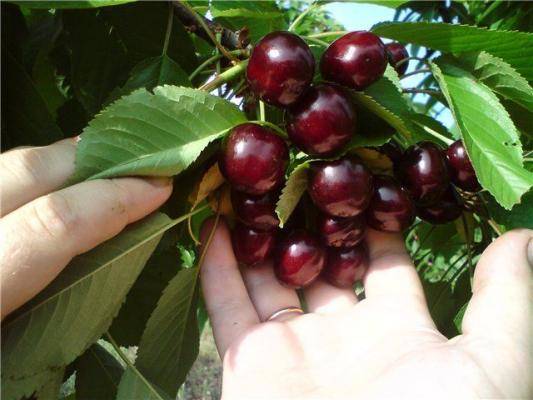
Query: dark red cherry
[[446, 140, 481, 192], [231, 223, 276, 266], [246, 31, 315, 108], [378, 141, 403, 164], [320, 31, 388, 90], [219, 123, 288, 195], [366, 175, 415, 232], [385, 42, 409, 76], [286, 84, 356, 156], [231, 189, 279, 231], [417, 186, 463, 225], [323, 243, 369, 288], [395, 141, 449, 205], [274, 230, 326, 288], [308, 157, 373, 217], [318, 214, 365, 248]]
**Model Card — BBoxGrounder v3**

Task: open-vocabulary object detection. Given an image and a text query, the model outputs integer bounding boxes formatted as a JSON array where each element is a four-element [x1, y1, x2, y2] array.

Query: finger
[[199, 218, 260, 357], [241, 261, 301, 322], [0, 138, 77, 216], [363, 228, 426, 303], [304, 278, 358, 314], [0, 177, 172, 318], [462, 229, 532, 340]]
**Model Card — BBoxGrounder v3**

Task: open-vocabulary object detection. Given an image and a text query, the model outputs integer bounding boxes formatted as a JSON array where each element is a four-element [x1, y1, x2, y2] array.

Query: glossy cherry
[[366, 175, 415, 232], [385, 42, 409, 76], [417, 186, 463, 225], [247, 31, 315, 108], [320, 31, 388, 90], [395, 141, 449, 205], [308, 157, 373, 217], [231, 189, 279, 231], [274, 230, 326, 288], [219, 123, 288, 195], [286, 84, 356, 156], [231, 223, 276, 266], [323, 243, 369, 288], [446, 140, 481, 192], [318, 214, 365, 248]]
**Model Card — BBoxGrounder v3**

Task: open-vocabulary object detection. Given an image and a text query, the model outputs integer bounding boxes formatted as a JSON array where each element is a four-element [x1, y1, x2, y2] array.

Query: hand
[[199, 219, 532, 399], [0, 139, 172, 319]]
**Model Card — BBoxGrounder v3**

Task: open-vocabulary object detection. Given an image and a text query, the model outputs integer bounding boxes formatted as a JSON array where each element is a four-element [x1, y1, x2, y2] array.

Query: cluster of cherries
[[218, 30, 480, 290]]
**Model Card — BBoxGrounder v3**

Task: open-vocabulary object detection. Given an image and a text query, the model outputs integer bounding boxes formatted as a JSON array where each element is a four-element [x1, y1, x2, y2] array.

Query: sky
[[325, 2, 454, 128]]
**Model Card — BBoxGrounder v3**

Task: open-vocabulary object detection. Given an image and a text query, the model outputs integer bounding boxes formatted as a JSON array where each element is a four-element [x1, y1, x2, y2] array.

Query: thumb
[[461, 229, 532, 341]]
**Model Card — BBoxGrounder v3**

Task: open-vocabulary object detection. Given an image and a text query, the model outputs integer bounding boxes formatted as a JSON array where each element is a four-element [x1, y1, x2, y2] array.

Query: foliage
[[1, 1, 532, 399]]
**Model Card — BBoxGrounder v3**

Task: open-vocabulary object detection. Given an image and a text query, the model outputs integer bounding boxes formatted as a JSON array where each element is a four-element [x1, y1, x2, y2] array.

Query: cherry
[[308, 157, 373, 217], [246, 31, 315, 108], [318, 214, 365, 248], [286, 84, 356, 156], [231, 189, 279, 231], [231, 223, 276, 266], [320, 31, 388, 90], [395, 141, 449, 205], [219, 123, 288, 195], [323, 243, 369, 288], [446, 140, 481, 192], [417, 186, 463, 225], [385, 42, 409, 76], [274, 229, 326, 288], [378, 141, 403, 164], [366, 175, 415, 232]]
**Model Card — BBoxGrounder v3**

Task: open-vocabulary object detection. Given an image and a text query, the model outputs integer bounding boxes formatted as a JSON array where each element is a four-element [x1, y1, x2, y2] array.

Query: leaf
[[276, 162, 310, 227], [101, 2, 197, 73], [75, 343, 125, 400], [116, 367, 170, 400], [372, 22, 533, 81], [1, 213, 171, 400], [431, 58, 533, 209], [486, 190, 533, 230], [2, 50, 63, 149], [453, 302, 468, 334], [34, 367, 65, 400], [72, 86, 247, 182], [188, 163, 226, 207], [456, 51, 533, 112], [9, 1, 135, 8], [134, 267, 201, 397], [409, 112, 454, 146]]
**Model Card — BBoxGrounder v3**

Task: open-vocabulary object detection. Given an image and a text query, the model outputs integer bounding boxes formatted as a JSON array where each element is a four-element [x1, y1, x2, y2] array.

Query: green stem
[[306, 30, 347, 39], [259, 101, 266, 122], [248, 120, 288, 139], [305, 36, 330, 47], [403, 88, 441, 96], [161, 3, 174, 56], [200, 60, 248, 92], [396, 56, 429, 67], [106, 332, 164, 400], [180, 1, 238, 63], [410, 119, 453, 145], [400, 68, 431, 79], [288, 2, 318, 32], [188, 50, 245, 81]]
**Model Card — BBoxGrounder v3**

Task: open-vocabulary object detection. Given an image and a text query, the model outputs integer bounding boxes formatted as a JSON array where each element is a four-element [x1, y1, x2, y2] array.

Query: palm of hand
[[200, 222, 531, 400]]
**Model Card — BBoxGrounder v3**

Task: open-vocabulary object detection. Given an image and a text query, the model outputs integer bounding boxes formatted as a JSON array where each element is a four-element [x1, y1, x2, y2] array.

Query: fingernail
[[148, 177, 172, 187], [73, 134, 82, 143], [527, 239, 533, 268]]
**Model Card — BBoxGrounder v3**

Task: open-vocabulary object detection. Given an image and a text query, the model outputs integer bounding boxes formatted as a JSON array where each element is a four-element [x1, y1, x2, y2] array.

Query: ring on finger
[[265, 307, 304, 322]]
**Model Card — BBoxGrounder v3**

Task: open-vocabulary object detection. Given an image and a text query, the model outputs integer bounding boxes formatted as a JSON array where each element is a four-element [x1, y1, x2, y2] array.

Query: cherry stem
[[396, 56, 429, 67], [306, 30, 348, 39], [161, 3, 174, 56], [248, 120, 288, 139], [288, 1, 319, 32], [259, 101, 266, 122], [400, 68, 431, 79], [402, 88, 441, 96], [304, 36, 330, 47], [200, 60, 248, 92], [180, 1, 239, 63], [189, 50, 246, 81]]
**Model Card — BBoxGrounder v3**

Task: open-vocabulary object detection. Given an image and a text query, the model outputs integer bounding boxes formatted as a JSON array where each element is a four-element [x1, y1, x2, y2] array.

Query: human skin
[[0, 138, 173, 319], [199, 219, 532, 400]]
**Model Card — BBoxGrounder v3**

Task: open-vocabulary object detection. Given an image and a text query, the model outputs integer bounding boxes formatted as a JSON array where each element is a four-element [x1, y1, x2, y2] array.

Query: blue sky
[[325, 2, 454, 128]]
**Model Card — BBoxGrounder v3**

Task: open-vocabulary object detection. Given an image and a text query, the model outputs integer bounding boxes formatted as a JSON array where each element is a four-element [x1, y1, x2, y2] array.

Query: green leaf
[[134, 267, 201, 397], [75, 343, 125, 400], [72, 86, 247, 182], [9, 1, 136, 8], [101, 2, 197, 73], [453, 302, 468, 334], [357, 0, 408, 7], [35, 367, 65, 400], [486, 190, 533, 230], [276, 162, 310, 227], [372, 22, 533, 81], [408, 113, 454, 146], [431, 58, 533, 209], [116, 367, 170, 400], [454, 51, 533, 112], [2, 50, 63, 149], [1, 213, 171, 400]]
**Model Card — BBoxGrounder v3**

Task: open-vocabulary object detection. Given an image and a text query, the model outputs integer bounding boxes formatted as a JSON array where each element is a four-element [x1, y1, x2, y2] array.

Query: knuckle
[[31, 193, 79, 238]]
